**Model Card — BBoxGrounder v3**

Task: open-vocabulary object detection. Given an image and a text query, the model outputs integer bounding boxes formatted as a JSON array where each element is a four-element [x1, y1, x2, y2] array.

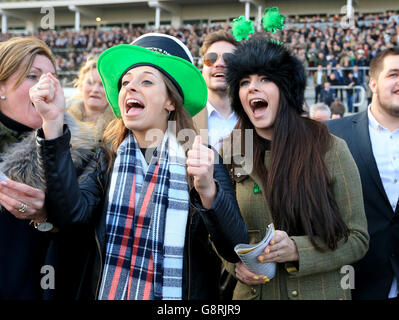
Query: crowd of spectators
[[0, 10, 398, 108], [0, 11, 397, 71]]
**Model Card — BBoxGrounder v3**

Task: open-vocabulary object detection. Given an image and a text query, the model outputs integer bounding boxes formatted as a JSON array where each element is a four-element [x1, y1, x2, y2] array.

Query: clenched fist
[[29, 73, 65, 139]]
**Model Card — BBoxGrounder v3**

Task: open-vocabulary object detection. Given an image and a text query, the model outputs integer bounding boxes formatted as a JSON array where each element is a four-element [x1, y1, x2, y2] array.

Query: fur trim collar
[[0, 111, 108, 190]]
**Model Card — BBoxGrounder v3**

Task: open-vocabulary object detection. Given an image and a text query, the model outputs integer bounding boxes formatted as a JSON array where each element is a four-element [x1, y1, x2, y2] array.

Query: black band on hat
[[133, 35, 192, 63], [118, 63, 184, 101]]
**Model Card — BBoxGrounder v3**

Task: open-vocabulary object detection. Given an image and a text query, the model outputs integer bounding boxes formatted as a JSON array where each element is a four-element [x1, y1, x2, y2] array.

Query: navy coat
[[327, 111, 399, 300]]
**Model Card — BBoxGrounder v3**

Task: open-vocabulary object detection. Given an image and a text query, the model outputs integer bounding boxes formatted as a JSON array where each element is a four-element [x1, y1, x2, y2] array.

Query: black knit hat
[[226, 35, 306, 117]]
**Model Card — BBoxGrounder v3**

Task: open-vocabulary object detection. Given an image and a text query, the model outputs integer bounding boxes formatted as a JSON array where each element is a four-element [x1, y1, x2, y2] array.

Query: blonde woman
[[68, 56, 114, 126], [32, 33, 248, 300]]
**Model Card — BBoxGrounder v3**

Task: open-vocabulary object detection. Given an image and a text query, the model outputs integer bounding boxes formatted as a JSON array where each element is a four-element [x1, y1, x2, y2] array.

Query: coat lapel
[[192, 106, 209, 144], [351, 112, 392, 209]]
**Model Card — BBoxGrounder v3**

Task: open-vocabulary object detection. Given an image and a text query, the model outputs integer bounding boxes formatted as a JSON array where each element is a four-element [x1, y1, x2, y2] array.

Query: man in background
[[313, 64, 327, 103], [193, 30, 238, 152], [327, 47, 399, 300], [309, 103, 331, 122], [320, 81, 336, 107], [193, 30, 239, 300]]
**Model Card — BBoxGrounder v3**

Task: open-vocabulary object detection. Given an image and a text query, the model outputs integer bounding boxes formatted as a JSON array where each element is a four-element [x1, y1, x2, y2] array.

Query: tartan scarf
[[98, 130, 189, 300]]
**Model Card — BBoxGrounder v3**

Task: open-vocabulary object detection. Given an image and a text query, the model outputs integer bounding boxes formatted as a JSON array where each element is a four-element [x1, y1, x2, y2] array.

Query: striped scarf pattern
[[98, 131, 189, 300]]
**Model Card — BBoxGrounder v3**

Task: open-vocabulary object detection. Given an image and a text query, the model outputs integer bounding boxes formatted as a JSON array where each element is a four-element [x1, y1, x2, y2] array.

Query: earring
[[0, 95, 5, 100]]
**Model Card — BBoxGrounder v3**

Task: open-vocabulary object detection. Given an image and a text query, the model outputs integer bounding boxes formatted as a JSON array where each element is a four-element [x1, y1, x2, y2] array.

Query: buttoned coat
[[221, 134, 369, 300], [327, 111, 399, 299]]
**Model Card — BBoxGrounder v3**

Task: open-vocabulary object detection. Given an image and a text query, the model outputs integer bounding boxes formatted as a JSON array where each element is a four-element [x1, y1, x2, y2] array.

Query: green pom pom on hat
[[232, 16, 255, 41], [262, 7, 285, 33]]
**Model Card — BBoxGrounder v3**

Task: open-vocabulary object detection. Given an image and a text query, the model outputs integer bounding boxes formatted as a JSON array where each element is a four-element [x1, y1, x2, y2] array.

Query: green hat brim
[[97, 44, 207, 118]]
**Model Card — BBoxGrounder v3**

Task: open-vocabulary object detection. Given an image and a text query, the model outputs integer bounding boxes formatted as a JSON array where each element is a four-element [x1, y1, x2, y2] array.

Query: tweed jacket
[[192, 103, 209, 144], [313, 71, 327, 86], [221, 134, 369, 300]]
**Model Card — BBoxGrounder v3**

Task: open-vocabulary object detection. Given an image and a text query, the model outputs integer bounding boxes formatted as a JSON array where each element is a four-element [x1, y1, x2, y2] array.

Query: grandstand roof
[[0, 0, 398, 33], [3, 0, 245, 8]]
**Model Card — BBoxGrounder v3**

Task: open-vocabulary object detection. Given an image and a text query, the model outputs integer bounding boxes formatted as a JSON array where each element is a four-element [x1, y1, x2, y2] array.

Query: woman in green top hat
[[30, 33, 248, 300]]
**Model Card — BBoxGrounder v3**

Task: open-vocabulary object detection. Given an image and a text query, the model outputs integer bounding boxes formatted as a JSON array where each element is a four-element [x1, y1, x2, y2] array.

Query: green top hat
[[97, 33, 207, 118]]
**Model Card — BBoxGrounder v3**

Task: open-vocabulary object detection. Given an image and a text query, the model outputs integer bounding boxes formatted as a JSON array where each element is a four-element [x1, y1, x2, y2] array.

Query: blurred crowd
[[0, 10, 398, 93], [0, 11, 398, 74]]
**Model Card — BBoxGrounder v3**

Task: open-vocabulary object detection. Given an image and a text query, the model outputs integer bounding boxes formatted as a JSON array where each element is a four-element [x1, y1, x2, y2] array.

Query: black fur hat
[[226, 35, 306, 117]]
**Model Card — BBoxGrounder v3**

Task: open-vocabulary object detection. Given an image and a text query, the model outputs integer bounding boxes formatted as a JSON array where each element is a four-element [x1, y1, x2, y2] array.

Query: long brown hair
[[102, 72, 196, 171], [236, 93, 349, 252], [227, 37, 349, 251]]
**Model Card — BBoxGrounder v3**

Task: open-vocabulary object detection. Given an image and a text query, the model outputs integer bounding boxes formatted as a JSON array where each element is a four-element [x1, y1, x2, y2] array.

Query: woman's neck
[[0, 110, 33, 133], [84, 108, 104, 122], [255, 127, 273, 141], [207, 91, 234, 119], [133, 128, 166, 148]]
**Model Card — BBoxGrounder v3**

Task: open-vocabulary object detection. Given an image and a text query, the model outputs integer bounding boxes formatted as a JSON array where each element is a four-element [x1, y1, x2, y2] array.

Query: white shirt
[[316, 71, 323, 85], [368, 106, 399, 298], [207, 102, 238, 152]]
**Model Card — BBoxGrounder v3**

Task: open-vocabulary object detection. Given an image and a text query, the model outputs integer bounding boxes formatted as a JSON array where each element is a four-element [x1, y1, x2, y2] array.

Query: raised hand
[[29, 73, 65, 139]]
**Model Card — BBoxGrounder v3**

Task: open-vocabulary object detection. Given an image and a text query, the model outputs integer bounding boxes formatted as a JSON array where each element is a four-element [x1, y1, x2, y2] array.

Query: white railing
[[330, 85, 367, 112]]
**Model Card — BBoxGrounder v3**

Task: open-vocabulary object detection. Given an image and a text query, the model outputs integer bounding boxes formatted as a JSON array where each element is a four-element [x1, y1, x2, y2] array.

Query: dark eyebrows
[[122, 70, 158, 80]]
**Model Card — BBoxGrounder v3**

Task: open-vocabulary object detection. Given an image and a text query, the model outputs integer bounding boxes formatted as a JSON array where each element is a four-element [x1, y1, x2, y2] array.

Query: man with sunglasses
[[194, 30, 238, 152], [193, 29, 238, 301]]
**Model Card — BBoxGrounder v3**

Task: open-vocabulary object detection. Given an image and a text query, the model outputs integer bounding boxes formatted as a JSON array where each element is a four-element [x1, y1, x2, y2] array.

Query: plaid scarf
[[98, 130, 189, 300]]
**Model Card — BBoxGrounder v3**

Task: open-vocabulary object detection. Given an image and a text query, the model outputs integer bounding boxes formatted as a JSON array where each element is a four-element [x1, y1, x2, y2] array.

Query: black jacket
[[320, 88, 335, 106], [36, 127, 249, 300], [0, 112, 112, 300], [327, 112, 399, 300], [0, 116, 52, 300]]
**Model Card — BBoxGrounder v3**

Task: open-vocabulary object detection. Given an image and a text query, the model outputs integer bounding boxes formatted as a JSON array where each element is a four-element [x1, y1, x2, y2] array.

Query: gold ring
[[17, 202, 27, 213]]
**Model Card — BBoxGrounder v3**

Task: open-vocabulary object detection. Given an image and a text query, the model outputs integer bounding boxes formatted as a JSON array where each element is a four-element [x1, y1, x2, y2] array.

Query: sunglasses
[[203, 52, 234, 67]]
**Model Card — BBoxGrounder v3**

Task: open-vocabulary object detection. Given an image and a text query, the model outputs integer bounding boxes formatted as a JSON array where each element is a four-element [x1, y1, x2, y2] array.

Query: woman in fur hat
[[31, 33, 248, 300], [221, 35, 369, 300]]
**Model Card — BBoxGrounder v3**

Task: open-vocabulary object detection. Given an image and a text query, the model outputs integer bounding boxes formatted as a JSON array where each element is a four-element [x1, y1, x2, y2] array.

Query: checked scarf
[[98, 130, 189, 300]]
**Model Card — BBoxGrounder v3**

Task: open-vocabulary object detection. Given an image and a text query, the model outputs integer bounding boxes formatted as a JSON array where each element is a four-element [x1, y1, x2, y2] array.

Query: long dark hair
[[227, 36, 349, 251]]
